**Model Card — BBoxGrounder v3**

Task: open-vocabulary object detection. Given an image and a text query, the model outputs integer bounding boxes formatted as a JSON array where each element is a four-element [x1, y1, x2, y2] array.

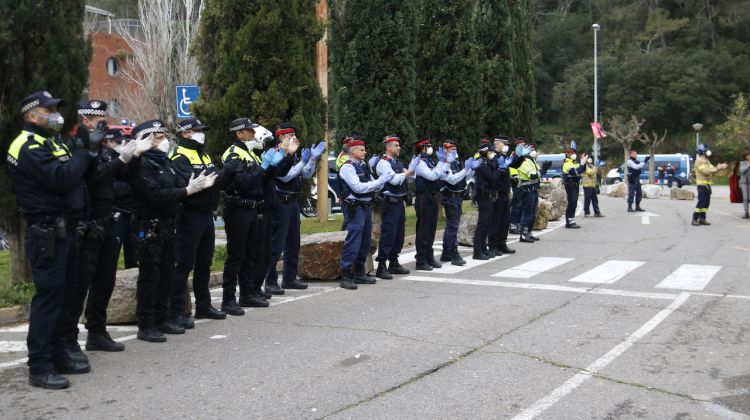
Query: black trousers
[[488, 192, 510, 249], [136, 222, 175, 330], [25, 221, 77, 375], [114, 211, 138, 268], [255, 207, 274, 291], [565, 183, 579, 224], [64, 219, 119, 340], [415, 191, 440, 265], [583, 187, 600, 215], [474, 195, 496, 252], [695, 185, 712, 220], [222, 206, 262, 303], [171, 212, 215, 317], [627, 181, 642, 207]]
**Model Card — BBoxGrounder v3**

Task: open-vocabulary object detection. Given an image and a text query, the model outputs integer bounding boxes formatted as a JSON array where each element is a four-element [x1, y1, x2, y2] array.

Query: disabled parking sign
[[176, 85, 200, 118]]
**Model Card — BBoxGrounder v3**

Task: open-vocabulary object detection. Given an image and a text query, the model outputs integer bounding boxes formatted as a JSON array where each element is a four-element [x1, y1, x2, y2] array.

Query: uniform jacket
[[582, 164, 598, 188], [695, 155, 722, 185], [130, 151, 187, 220]]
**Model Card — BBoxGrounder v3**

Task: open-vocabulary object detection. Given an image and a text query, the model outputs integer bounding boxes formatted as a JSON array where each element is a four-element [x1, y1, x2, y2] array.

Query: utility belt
[[479, 189, 499, 200], [276, 192, 298, 204], [441, 190, 464, 198], [135, 218, 174, 241], [76, 214, 115, 239], [382, 195, 406, 205], [225, 195, 264, 209], [26, 216, 75, 261], [519, 182, 540, 192], [344, 199, 372, 215], [562, 177, 580, 186]]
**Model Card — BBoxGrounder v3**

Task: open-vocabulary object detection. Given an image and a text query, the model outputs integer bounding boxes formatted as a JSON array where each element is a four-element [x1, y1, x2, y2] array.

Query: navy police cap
[[21, 90, 64, 113], [77, 100, 108, 117], [177, 117, 208, 132], [132, 119, 168, 140]]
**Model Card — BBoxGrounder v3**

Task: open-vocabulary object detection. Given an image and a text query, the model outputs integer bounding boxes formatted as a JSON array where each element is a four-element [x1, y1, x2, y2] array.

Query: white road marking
[[655, 264, 722, 291], [568, 260, 645, 284], [637, 211, 659, 225], [512, 292, 691, 420], [402, 276, 678, 300], [210, 335, 226, 339], [492, 257, 574, 279]]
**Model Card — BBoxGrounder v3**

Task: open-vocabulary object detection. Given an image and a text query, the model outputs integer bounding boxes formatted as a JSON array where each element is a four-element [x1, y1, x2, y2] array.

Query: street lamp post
[[592, 23, 601, 163], [692, 123, 703, 151]]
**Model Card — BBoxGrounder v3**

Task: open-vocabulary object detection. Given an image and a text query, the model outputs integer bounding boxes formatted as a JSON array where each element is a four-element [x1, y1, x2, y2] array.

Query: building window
[[106, 57, 118, 76]]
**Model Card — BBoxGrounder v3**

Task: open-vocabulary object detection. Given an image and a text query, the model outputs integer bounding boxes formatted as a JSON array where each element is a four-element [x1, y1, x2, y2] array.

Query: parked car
[[605, 153, 692, 187]]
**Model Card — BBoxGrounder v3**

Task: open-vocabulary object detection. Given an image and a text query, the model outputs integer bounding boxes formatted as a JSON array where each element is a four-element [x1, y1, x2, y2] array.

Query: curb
[[0, 305, 24, 326]]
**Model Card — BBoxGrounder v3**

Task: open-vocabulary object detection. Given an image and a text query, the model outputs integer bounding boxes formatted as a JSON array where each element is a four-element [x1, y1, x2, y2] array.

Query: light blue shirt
[[376, 158, 408, 187], [276, 156, 317, 183], [627, 159, 646, 170], [339, 160, 383, 201], [415, 159, 448, 181]]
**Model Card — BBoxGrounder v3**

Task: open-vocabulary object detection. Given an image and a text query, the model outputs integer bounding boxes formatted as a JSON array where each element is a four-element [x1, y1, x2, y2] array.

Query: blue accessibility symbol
[[176, 85, 200, 118]]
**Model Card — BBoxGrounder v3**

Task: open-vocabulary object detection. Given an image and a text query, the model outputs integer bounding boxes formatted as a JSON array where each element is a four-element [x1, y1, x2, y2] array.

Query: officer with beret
[[169, 118, 234, 327], [221, 118, 285, 313], [263, 123, 326, 294], [62, 100, 133, 361], [439, 139, 474, 266], [413, 137, 450, 271], [488, 135, 525, 254], [562, 141, 587, 228], [6, 91, 96, 389], [129, 120, 216, 342], [338, 137, 394, 289], [374, 135, 417, 279]]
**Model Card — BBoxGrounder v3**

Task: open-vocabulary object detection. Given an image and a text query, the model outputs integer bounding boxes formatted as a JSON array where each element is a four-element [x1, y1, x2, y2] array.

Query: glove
[[311, 141, 326, 159], [542, 160, 552, 171], [301, 148, 312, 164], [260, 149, 274, 170], [88, 121, 108, 154], [133, 136, 154, 157], [71, 126, 90, 151], [522, 145, 532, 157], [117, 140, 137, 163], [186, 172, 208, 196], [378, 172, 395, 185], [644, 156, 651, 163], [464, 158, 479, 170], [223, 158, 245, 173], [408, 156, 421, 172], [368, 155, 381, 168], [437, 147, 446, 162], [271, 148, 285, 166], [447, 150, 457, 163]]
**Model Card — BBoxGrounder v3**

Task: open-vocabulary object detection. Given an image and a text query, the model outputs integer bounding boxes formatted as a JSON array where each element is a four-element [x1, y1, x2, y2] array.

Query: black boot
[[53, 358, 91, 374], [85, 330, 125, 352], [29, 371, 70, 390], [449, 248, 466, 266], [194, 305, 227, 320], [156, 320, 186, 334], [175, 313, 195, 329], [340, 268, 358, 290], [239, 294, 270, 308], [526, 228, 540, 241], [473, 248, 491, 260], [699, 216, 711, 226], [282, 278, 308, 290], [487, 247, 499, 257], [256, 287, 273, 299], [415, 261, 433, 271], [519, 228, 535, 243], [428, 258, 442, 269], [353, 264, 376, 284], [743, 211, 749, 219], [627, 206, 635, 212], [221, 301, 246, 316], [635, 206, 645, 212], [64, 338, 89, 364], [565, 219, 580, 229], [498, 242, 515, 254], [137, 327, 167, 343], [439, 249, 452, 262], [376, 262, 393, 279], [264, 282, 285, 295], [691, 214, 701, 226], [388, 259, 410, 275], [509, 224, 520, 234]]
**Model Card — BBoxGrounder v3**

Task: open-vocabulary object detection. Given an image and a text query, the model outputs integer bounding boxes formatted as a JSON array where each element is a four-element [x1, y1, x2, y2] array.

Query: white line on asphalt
[[512, 292, 691, 420], [568, 260, 645, 284], [637, 211, 659, 225], [401, 276, 678, 300], [655, 264, 722, 291], [0, 323, 139, 334], [492, 257, 574, 279]]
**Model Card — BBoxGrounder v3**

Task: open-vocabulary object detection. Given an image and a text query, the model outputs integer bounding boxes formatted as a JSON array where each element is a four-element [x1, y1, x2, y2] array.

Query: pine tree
[[415, 0, 484, 156], [330, 0, 417, 152], [194, 0, 326, 157], [476, 0, 515, 138], [510, 0, 536, 139], [0, 0, 91, 283]]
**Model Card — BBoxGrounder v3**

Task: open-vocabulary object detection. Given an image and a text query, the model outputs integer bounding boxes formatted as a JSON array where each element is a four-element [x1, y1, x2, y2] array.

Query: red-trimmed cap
[[342, 136, 353, 146], [275, 127, 295, 137], [349, 139, 365, 147], [514, 137, 526, 145], [443, 139, 458, 149], [480, 137, 491, 145], [415, 137, 432, 149], [383, 135, 400, 144]]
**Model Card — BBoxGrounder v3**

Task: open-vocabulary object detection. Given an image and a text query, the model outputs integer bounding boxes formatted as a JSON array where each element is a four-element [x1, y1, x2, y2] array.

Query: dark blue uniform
[[339, 160, 377, 272], [376, 156, 407, 265], [440, 160, 467, 257], [414, 154, 445, 269]]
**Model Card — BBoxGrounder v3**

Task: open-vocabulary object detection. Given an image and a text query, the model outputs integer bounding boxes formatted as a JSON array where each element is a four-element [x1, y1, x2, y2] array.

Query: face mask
[[245, 139, 262, 150], [571, 154, 577, 160], [706, 150, 712, 157], [487, 152, 496, 160], [426, 147, 434, 156], [191, 132, 206, 144], [33, 111, 65, 133], [501, 145, 509, 154], [587, 158, 593, 164], [156, 139, 170, 154], [530, 151, 538, 158]]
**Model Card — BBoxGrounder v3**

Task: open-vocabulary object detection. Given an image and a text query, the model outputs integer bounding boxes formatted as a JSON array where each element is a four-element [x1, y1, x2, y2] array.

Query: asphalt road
[[1, 190, 749, 419]]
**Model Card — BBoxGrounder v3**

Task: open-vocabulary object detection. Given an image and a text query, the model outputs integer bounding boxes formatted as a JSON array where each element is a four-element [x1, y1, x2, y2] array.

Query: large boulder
[[671, 187, 695, 200], [606, 182, 628, 197], [547, 188, 568, 213], [538, 182, 553, 200], [533, 200, 553, 230], [549, 178, 564, 189], [107, 268, 138, 324], [458, 211, 478, 247], [297, 231, 375, 280], [642, 184, 662, 199]]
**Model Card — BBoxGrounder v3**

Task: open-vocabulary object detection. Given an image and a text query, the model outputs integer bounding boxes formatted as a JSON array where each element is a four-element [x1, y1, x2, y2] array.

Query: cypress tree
[[509, 0, 536, 139], [415, 0, 484, 156], [194, 0, 326, 157], [0, 0, 91, 283], [475, 0, 515, 137], [330, 0, 417, 151]]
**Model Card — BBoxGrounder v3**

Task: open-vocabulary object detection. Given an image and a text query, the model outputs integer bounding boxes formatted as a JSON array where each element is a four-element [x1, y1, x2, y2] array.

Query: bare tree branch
[[604, 115, 646, 178]]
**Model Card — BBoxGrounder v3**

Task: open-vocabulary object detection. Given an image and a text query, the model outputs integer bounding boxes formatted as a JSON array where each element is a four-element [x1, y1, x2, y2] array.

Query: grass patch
[[0, 251, 35, 307]]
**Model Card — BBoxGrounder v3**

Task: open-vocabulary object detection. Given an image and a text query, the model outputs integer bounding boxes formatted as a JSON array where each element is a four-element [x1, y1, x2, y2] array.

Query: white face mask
[[487, 152, 496, 160], [244, 139, 262, 150], [587, 158, 593, 164], [191, 132, 206, 144], [501, 145, 509, 154], [705, 150, 712, 157], [530, 150, 538, 158], [156, 139, 170, 153], [570, 154, 577, 160], [426, 147, 434, 155]]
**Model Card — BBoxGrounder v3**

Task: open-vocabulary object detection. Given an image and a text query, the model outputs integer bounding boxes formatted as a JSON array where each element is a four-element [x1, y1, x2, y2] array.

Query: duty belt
[[226, 196, 264, 209], [479, 190, 499, 200], [137, 218, 174, 228], [442, 191, 464, 198], [383, 195, 406, 204], [277, 192, 298, 203], [345, 199, 372, 209]]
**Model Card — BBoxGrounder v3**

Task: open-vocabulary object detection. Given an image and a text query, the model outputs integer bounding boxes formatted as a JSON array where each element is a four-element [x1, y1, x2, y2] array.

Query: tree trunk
[[622, 144, 631, 180], [648, 145, 656, 184], [8, 219, 31, 284]]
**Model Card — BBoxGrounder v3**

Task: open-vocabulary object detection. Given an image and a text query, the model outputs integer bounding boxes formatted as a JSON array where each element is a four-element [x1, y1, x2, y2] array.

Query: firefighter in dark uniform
[[413, 137, 449, 271], [439, 139, 473, 266], [109, 130, 139, 269], [338, 137, 394, 289], [129, 120, 217, 343], [488, 135, 524, 255], [263, 124, 326, 294], [6, 91, 96, 389], [63, 100, 131, 359], [626, 148, 648, 212], [562, 142, 587, 228], [374, 135, 417, 279], [169, 118, 234, 327], [220, 118, 285, 313]]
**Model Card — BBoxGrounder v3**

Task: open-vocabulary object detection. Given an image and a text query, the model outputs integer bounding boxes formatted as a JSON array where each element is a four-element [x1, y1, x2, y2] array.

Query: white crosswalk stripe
[[655, 264, 722, 291], [492, 257, 574, 279], [568, 260, 645, 284]]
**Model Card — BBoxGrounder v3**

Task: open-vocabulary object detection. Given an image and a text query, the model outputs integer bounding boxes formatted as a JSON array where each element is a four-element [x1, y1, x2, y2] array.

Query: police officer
[[517, 144, 545, 243], [665, 163, 675, 188], [108, 130, 139, 269], [582, 155, 604, 218], [63, 100, 132, 359], [413, 137, 450, 271], [263, 124, 326, 294], [129, 120, 216, 342], [338, 138, 394, 289], [7, 91, 95, 389], [220, 118, 285, 313], [170, 118, 233, 327], [626, 148, 648, 213], [374, 135, 418, 279], [562, 142, 587, 228], [508, 138, 527, 235], [439, 139, 473, 266], [488, 135, 524, 255], [692, 144, 728, 226], [472, 144, 501, 259]]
